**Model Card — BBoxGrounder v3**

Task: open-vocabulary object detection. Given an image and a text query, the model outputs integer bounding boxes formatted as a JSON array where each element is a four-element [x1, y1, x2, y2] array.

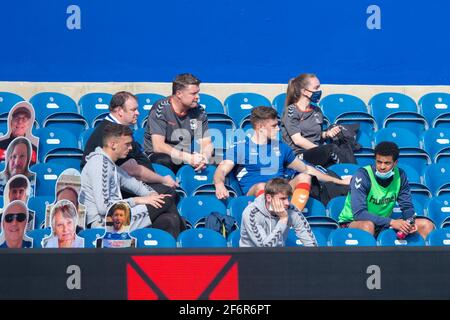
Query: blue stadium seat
[[328, 163, 360, 179], [152, 163, 176, 180], [286, 228, 325, 247], [418, 92, 450, 128], [374, 128, 431, 169], [422, 127, 450, 164], [130, 228, 176, 248], [0, 92, 25, 119], [176, 165, 216, 196], [321, 94, 376, 137], [0, 122, 8, 136], [224, 92, 271, 128], [26, 227, 51, 248], [133, 128, 145, 145], [426, 229, 450, 246], [78, 92, 113, 128], [78, 228, 105, 248], [135, 93, 165, 128], [310, 223, 339, 243], [198, 93, 225, 114], [356, 131, 374, 150], [228, 196, 255, 226], [423, 164, 450, 196], [377, 228, 426, 246], [30, 163, 66, 196], [302, 198, 327, 218], [272, 93, 286, 115], [152, 164, 186, 199], [328, 228, 377, 246], [355, 149, 375, 167], [79, 128, 95, 150], [286, 228, 304, 247], [369, 92, 427, 133], [0, 91, 25, 120], [28, 196, 54, 228], [30, 92, 84, 128], [177, 195, 227, 227], [35, 127, 83, 168], [398, 164, 431, 197], [326, 195, 347, 222], [227, 229, 240, 248], [177, 228, 227, 248], [426, 196, 450, 228]]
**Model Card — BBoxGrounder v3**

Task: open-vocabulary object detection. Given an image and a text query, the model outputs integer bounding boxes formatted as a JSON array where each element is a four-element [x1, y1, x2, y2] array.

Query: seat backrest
[[177, 195, 227, 226], [78, 92, 113, 126], [377, 228, 426, 246], [135, 93, 165, 127], [227, 229, 241, 247], [328, 228, 376, 246], [418, 92, 450, 125], [177, 228, 227, 248], [426, 229, 450, 246], [224, 92, 271, 126], [272, 93, 287, 115], [30, 92, 79, 126], [369, 92, 418, 127], [28, 196, 54, 228], [0, 92, 25, 118], [327, 163, 360, 179], [78, 228, 105, 248], [228, 196, 255, 225], [422, 127, 450, 160], [198, 93, 225, 114], [302, 198, 327, 218], [320, 94, 369, 123], [326, 195, 347, 222], [35, 127, 80, 162], [30, 163, 66, 196], [374, 128, 420, 149], [426, 195, 450, 227], [176, 165, 216, 195], [26, 227, 51, 248], [423, 164, 450, 196], [130, 228, 176, 248]]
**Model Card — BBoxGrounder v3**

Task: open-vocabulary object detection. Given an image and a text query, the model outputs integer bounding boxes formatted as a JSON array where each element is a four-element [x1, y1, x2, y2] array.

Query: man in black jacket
[[81, 91, 179, 198]]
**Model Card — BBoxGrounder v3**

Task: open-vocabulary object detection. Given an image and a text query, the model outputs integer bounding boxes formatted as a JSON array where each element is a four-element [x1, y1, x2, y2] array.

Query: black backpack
[[203, 212, 238, 237]]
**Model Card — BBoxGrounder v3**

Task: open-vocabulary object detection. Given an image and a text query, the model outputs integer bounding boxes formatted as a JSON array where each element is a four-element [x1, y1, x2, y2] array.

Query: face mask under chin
[[375, 169, 394, 180]]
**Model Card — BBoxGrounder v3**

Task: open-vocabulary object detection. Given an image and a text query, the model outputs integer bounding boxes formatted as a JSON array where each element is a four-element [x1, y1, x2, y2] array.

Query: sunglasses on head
[[4, 213, 27, 223]]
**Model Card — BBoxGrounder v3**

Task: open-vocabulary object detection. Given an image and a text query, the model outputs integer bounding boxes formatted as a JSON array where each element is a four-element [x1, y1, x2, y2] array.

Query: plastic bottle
[[396, 217, 415, 240]]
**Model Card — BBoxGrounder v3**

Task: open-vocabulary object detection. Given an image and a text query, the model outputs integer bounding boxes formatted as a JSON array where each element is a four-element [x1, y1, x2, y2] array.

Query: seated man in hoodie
[[240, 177, 317, 247], [80, 122, 185, 238]]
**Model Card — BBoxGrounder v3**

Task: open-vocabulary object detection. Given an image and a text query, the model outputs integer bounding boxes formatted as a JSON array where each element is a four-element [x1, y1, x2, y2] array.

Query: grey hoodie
[[80, 147, 155, 229], [239, 195, 317, 247]]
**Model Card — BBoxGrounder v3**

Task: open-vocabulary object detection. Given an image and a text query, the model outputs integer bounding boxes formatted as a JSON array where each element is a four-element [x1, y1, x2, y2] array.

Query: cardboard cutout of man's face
[[7, 102, 35, 138], [97, 201, 135, 248], [0, 200, 31, 248]]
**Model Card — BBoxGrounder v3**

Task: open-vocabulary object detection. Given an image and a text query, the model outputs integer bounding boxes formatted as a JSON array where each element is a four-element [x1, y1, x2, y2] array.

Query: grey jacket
[[80, 147, 155, 229], [239, 195, 317, 247]]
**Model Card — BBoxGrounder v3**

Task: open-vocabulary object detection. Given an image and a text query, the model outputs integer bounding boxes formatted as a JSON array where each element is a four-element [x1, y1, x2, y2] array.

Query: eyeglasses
[[4, 213, 27, 223]]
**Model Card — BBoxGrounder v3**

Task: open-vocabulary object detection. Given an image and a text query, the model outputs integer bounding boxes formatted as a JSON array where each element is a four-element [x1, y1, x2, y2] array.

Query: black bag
[[328, 123, 361, 164], [203, 212, 238, 237], [309, 168, 350, 206]]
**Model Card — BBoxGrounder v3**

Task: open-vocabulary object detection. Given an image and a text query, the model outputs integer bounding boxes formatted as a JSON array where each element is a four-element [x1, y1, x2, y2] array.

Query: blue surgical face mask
[[375, 169, 394, 180], [305, 89, 322, 106]]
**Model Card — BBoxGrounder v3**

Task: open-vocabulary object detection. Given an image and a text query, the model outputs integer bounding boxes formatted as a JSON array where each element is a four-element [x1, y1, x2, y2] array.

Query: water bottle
[[396, 217, 415, 240]]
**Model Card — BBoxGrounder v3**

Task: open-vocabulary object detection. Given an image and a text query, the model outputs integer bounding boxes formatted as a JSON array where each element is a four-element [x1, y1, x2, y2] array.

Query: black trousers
[[300, 144, 340, 168], [149, 153, 184, 174]]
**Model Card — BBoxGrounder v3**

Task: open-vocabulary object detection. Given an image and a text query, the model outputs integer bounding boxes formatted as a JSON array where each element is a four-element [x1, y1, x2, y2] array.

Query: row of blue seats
[[1, 91, 449, 131], [25, 226, 450, 248], [18, 190, 450, 233]]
